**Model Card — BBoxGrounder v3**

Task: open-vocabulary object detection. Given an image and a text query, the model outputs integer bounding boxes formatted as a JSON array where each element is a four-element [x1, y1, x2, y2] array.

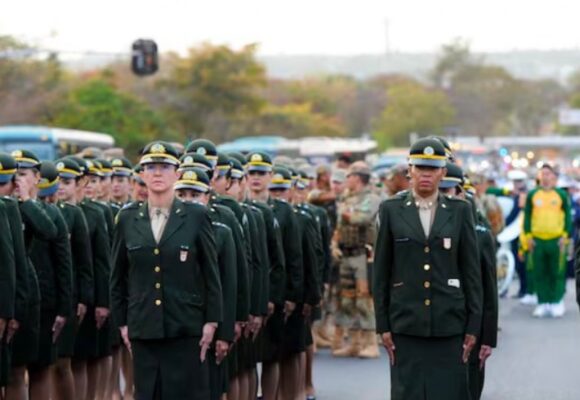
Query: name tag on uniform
[[448, 279, 460, 288], [180, 245, 189, 262], [443, 237, 452, 249]]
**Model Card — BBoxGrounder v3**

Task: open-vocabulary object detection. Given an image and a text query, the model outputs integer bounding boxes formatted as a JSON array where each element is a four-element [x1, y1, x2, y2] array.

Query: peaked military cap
[[66, 156, 88, 175], [175, 167, 210, 193], [429, 136, 454, 161], [110, 157, 133, 177], [96, 158, 113, 177], [228, 152, 247, 167], [38, 161, 60, 197], [269, 166, 292, 190], [179, 152, 213, 172], [55, 158, 82, 179], [215, 152, 232, 177], [0, 152, 17, 183], [185, 139, 218, 167], [408, 138, 447, 168], [140, 141, 180, 166], [12, 149, 40, 169], [84, 159, 103, 177], [440, 162, 464, 189], [229, 158, 245, 180], [246, 151, 273, 173]]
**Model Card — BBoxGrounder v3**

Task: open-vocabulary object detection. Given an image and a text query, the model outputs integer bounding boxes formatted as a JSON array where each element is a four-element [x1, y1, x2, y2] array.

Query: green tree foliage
[[372, 80, 455, 149], [158, 43, 267, 141], [431, 39, 562, 136], [0, 36, 65, 124], [239, 102, 346, 138], [47, 79, 175, 156]]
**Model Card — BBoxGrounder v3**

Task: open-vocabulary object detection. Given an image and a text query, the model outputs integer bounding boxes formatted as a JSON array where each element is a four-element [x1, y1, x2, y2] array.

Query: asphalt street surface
[[311, 280, 580, 400]]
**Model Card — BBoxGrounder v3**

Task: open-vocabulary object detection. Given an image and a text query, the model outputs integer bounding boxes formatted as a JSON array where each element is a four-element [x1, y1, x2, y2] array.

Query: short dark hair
[[540, 163, 557, 175]]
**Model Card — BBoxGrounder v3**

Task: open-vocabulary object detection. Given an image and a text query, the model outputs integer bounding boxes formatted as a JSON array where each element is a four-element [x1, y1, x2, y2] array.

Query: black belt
[[339, 246, 366, 257]]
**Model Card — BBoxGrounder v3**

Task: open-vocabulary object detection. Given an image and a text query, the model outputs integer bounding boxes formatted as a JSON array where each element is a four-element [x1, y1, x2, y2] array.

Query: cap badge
[[56, 162, 65, 170], [196, 147, 207, 156], [424, 146, 435, 156], [184, 156, 193, 164], [273, 173, 283, 181], [11, 150, 22, 158], [184, 171, 197, 181], [112, 159, 123, 166], [151, 143, 166, 154], [251, 154, 263, 162]]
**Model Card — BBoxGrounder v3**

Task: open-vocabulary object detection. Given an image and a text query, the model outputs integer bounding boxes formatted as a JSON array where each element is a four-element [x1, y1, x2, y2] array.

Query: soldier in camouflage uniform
[[333, 161, 382, 358]]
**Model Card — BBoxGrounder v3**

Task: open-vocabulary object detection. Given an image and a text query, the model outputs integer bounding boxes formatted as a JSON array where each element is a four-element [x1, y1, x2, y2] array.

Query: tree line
[[0, 36, 575, 154]]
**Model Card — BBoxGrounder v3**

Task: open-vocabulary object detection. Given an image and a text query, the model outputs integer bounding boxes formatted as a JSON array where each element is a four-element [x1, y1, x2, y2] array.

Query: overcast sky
[[2, 0, 579, 56]]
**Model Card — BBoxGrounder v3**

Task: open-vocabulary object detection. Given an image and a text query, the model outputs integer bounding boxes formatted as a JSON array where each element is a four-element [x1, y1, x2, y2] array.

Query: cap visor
[[439, 180, 459, 189], [409, 158, 446, 168]]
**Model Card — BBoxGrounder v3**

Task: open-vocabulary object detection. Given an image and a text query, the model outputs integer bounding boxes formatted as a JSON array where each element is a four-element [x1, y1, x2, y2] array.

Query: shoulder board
[[475, 224, 488, 233], [212, 221, 231, 231]]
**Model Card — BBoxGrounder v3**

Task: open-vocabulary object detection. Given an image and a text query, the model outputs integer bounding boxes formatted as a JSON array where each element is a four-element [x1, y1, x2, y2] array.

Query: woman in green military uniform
[[111, 141, 223, 400], [2, 152, 58, 400], [175, 167, 238, 400], [0, 153, 16, 394], [53, 158, 94, 400], [373, 138, 483, 400], [64, 156, 111, 400], [12, 152, 73, 400]]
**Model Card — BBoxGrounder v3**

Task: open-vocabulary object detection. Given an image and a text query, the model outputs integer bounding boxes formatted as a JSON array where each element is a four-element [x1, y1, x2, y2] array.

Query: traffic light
[[131, 39, 158, 76]]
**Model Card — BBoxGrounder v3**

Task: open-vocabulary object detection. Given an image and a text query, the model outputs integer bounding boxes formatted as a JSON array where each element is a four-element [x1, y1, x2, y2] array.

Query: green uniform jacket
[[79, 200, 111, 309], [244, 204, 269, 316], [29, 203, 73, 317], [246, 200, 285, 307], [373, 192, 483, 337], [475, 213, 498, 348], [111, 199, 222, 340], [298, 204, 327, 289], [211, 220, 237, 342], [1, 198, 28, 322], [0, 200, 15, 319], [211, 196, 251, 321], [58, 202, 94, 307], [21, 199, 58, 245], [210, 203, 250, 323], [271, 199, 303, 304], [295, 207, 322, 306]]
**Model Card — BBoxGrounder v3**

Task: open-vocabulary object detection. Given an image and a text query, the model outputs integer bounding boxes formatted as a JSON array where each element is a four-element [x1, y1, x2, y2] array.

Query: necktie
[[152, 208, 165, 243]]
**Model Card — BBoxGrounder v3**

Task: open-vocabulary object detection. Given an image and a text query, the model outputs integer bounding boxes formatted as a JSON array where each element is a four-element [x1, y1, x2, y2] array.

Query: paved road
[[311, 280, 580, 400]]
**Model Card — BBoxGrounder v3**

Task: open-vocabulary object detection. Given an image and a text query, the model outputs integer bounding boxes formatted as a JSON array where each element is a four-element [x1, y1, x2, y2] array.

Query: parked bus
[[0, 126, 115, 160]]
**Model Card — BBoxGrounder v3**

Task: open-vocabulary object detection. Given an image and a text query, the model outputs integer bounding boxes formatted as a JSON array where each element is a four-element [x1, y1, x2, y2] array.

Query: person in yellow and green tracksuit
[[523, 163, 572, 318]]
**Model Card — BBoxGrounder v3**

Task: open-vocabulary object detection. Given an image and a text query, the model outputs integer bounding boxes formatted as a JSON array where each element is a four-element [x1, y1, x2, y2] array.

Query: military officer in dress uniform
[[13, 153, 73, 400], [111, 141, 222, 400], [267, 165, 306, 400], [373, 138, 483, 400], [439, 162, 498, 400], [227, 155, 270, 400], [110, 157, 134, 213], [174, 167, 237, 400], [2, 151, 58, 400], [132, 164, 148, 204], [244, 152, 286, 400], [63, 156, 111, 400], [0, 154, 16, 394], [51, 158, 94, 400]]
